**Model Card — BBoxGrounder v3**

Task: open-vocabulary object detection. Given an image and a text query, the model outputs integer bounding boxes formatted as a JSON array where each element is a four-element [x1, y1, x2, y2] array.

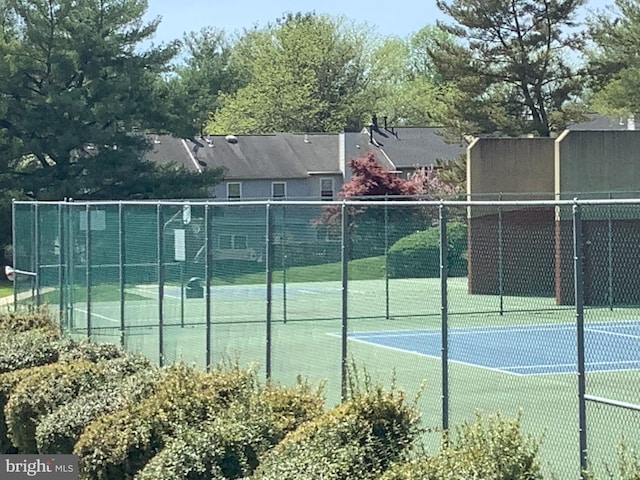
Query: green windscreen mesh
[[11, 198, 640, 478]]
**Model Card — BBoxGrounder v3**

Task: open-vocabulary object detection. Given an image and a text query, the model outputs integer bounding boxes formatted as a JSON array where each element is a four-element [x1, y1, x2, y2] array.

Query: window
[[227, 182, 241, 200], [320, 178, 334, 200], [272, 182, 286, 198], [219, 234, 248, 249]]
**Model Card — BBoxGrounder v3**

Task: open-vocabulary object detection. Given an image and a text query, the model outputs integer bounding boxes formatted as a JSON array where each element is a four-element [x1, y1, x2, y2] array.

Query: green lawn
[[216, 255, 386, 285], [0, 279, 12, 298]]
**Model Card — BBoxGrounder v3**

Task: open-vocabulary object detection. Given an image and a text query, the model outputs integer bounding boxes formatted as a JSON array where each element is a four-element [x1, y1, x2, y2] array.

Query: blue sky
[[144, 0, 615, 45]]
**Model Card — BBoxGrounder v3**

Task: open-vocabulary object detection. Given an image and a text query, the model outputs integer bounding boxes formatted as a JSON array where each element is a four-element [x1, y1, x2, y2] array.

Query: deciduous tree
[[208, 12, 374, 133]]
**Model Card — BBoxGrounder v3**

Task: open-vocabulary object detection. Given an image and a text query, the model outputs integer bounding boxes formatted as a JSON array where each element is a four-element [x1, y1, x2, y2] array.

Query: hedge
[[0, 306, 58, 334], [74, 363, 258, 479], [380, 412, 543, 480], [250, 385, 420, 480], [36, 363, 162, 454], [387, 221, 467, 278], [135, 381, 325, 479], [5, 354, 149, 453], [0, 328, 61, 374], [0, 340, 127, 454]]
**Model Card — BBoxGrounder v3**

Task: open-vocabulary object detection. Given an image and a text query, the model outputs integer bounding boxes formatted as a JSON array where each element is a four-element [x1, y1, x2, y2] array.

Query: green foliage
[[36, 360, 161, 454], [251, 380, 419, 480], [587, 0, 640, 116], [0, 328, 61, 374], [209, 12, 374, 134], [583, 439, 640, 480], [74, 362, 258, 479], [387, 221, 467, 278], [5, 354, 148, 453], [135, 380, 325, 479], [431, 0, 587, 137], [381, 412, 543, 480], [0, 306, 58, 334]]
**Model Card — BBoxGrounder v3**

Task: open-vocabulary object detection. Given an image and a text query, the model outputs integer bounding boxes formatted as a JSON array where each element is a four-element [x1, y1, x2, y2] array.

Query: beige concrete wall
[[555, 130, 640, 198], [467, 137, 555, 200]]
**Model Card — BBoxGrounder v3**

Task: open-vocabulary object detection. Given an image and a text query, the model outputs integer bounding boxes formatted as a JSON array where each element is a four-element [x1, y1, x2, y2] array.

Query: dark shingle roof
[[145, 133, 341, 179], [346, 127, 466, 170]]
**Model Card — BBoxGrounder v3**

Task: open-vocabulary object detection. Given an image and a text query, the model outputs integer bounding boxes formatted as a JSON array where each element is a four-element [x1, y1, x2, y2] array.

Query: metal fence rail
[[12, 198, 640, 479]]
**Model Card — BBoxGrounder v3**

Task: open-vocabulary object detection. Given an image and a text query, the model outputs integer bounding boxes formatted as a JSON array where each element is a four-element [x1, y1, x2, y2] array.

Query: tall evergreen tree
[[0, 0, 224, 247], [430, 0, 588, 137]]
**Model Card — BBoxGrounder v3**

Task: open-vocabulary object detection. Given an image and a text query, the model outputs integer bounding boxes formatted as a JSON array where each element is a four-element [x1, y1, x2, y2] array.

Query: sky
[[143, 0, 616, 46]]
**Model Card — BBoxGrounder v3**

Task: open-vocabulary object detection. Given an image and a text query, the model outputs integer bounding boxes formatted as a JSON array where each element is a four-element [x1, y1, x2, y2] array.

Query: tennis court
[[343, 320, 640, 375]]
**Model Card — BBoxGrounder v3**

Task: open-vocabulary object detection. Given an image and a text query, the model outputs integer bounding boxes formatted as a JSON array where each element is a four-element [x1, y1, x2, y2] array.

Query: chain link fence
[[11, 198, 640, 479]]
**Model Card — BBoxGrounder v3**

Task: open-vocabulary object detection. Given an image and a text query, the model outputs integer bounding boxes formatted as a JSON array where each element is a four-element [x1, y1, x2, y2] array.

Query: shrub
[[387, 221, 467, 278], [36, 355, 157, 454], [5, 354, 149, 453], [57, 339, 124, 363], [250, 384, 420, 480], [583, 439, 640, 480], [74, 362, 258, 479], [135, 380, 325, 479], [0, 306, 58, 334], [380, 412, 543, 480], [0, 328, 61, 374]]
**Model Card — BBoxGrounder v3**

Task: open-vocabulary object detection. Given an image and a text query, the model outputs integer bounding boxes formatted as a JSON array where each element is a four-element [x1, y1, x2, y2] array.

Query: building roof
[[567, 113, 634, 131], [346, 126, 467, 171], [145, 133, 341, 179]]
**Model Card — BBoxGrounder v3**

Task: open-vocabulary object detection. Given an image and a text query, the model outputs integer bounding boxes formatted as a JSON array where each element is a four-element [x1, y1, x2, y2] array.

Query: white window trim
[[227, 182, 242, 199], [320, 177, 334, 199], [219, 234, 248, 250], [271, 181, 287, 198]]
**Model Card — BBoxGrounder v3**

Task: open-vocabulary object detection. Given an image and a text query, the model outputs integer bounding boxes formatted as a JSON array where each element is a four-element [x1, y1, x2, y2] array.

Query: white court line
[[505, 359, 640, 371], [350, 319, 640, 338], [74, 308, 118, 323], [326, 333, 523, 376], [586, 327, 640, 340]]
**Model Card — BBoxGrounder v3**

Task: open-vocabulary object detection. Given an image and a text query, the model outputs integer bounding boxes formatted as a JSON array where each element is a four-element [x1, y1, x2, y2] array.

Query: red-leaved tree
[[315, 152, 424, 258]]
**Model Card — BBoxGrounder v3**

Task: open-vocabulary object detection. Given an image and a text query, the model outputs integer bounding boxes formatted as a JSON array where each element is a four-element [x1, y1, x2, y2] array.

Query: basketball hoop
[[4, 265, 14, 282]]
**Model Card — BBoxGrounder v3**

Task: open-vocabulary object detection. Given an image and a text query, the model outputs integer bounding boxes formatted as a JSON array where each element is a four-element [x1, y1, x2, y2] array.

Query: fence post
[[573, 201, 588, 476], [384, 195, 390, 320], [205, 203, 212, 369], [439, 202, 449, 433], [266, 202, 273, 380], [85, 204, 92, 339], [157, 204, 164, 367], [498, 193, 504, 315], [58, 203, 65, 332], [607, 193, 613, 311], [341, 202, 349, 402], [118, 202, 125, 348]]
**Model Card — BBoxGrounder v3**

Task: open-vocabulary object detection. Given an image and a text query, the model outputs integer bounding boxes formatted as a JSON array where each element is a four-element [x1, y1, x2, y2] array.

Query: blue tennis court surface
[[345, 321, 640, 375]]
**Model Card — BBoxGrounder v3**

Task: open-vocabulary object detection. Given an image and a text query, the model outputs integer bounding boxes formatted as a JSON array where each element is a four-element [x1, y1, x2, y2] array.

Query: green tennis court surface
[[54, 276, 639, 478]]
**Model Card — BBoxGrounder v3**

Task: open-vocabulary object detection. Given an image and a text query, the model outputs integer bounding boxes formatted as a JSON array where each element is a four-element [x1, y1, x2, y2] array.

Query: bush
[[0, 328, 61, 374], [250, 384, 419, 480], [5, 354, 149, 453], [0, 340, 123, 453], [0, 306, 58, 334], [36, 355, 157, 454], [380, 412, 543, 480], [387, 221, 467, 278], [74, 362, 258, 479], [583, 439, 640, 480], [135, 380, 325, 479]]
